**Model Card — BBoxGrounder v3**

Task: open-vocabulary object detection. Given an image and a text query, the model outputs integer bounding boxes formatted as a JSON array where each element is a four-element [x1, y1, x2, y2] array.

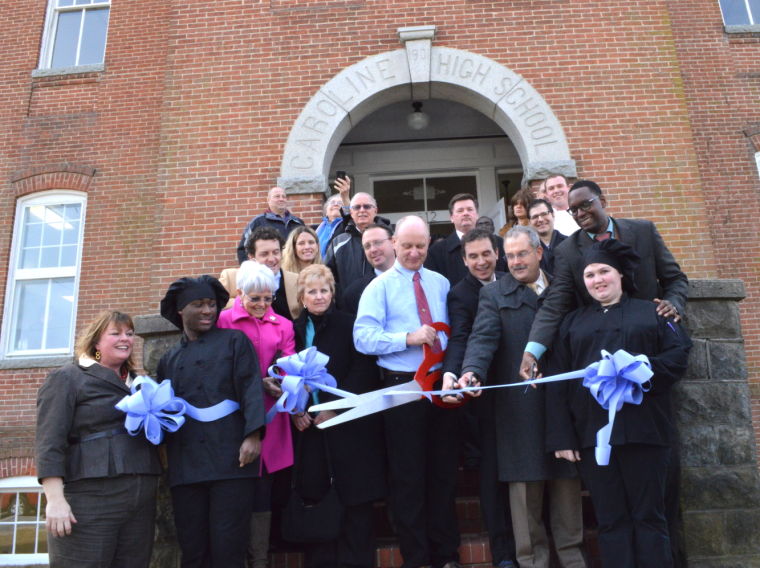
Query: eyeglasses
[[568, 197, 598, 216], [505, 250, 535, 262], [529, 211, 552, 222], [351, 203, 376, 211], [243, 293, 274, 304], [362, 238, 390, 251]]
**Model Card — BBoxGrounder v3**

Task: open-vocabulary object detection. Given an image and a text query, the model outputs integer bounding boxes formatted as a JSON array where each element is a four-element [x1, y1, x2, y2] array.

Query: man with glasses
[[315, 176, 352, 256], [542, 174, 579, 236], [517, 180, 689, 565], [528, 198, 566, 275], [220, 226, 301, 321], [457, 226, 586, 568], [324, 192, 391, 301], [340, 223, 395, 315]]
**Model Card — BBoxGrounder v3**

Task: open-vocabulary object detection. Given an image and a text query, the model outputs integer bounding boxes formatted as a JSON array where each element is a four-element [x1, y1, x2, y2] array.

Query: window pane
[[60, 244, 77, 266], [425, 176, 476, 211], [750, 0, 760, 23], [47, 279, 75, 350], [21, 219, 43, 249], [37, 523, 48, 552], [51, 11, 82, 68], [79, 8, 109, 65], [64, 203, 82, 221], [12, 281, 49, 351], [720, 0, 751, 24], [57, 0, 76, 6], [374, 179, 425, 214], [0, 524, 13, 554], [0, 493, 17, 521], [14, 523, 37, 553]]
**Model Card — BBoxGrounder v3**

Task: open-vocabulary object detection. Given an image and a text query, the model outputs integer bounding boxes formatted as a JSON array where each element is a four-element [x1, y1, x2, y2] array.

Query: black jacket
[[539, 229, 567, 276], [545, 295, 692, 452], [425, 231, 507, 287], [157, 327, 266, 487], [236, 210, 305, 264], [324, 215, 391, 299], [338, 271, 376, 316], [442, 271, 504, 376], [528, 217, 689, 349], [292, 307, 387, 506], [36, 361, 162, 482]]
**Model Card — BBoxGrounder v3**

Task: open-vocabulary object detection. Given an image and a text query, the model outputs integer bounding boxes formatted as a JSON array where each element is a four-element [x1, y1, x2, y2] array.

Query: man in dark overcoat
[[459, 226, 586, 568]]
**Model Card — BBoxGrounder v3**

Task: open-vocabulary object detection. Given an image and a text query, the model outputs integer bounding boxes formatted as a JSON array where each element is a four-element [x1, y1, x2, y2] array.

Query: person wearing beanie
[[158, 275, 266, 567], [545, 240, 692, 568]]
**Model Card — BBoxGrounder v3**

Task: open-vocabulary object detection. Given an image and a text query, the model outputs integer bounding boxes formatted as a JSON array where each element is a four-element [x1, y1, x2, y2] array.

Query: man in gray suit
[[457, 226, 586, 568]]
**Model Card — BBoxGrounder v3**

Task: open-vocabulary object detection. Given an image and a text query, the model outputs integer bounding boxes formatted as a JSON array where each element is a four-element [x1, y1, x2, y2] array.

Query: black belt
[[69, 428, 126, 445], [381, 369, 416, 383]]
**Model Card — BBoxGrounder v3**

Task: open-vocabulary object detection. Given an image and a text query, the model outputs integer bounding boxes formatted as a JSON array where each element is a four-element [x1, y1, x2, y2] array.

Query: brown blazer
[[219, 267, 302, 320]]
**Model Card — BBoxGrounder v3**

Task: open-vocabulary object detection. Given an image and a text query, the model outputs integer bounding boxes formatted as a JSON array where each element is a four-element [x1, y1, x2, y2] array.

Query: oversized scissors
[[310, 322, 464, 429]]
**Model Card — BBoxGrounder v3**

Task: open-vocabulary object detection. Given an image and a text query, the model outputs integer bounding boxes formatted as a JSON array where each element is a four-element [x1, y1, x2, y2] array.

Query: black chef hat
[[160, 275, 230, 329], [582, 239, 640, 295]]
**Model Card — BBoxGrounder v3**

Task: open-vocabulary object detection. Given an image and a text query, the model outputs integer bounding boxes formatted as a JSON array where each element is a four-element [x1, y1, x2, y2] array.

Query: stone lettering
[[494, 75, 517, 97], [302, 116, 329, 135], [296, 138, 321, 152], [531, 126, 554, 140], [316, 99, 338, 117], [505, 86, 527, 105], [437, 52, 452, 74], [355, 65, 376, 89], [471, 63, 490, 85], [513, 97, 541, 117], [290, 155, 314, 170], [523, 112, 546, 128], [376, 58, 395, 81]]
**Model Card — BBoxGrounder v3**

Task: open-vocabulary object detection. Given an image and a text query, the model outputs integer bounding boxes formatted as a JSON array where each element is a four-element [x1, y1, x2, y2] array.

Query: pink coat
[[217, 297, 296, 473]]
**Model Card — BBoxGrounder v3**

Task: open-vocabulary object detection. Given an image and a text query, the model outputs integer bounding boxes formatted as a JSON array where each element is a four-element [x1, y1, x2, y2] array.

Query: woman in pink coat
[[218, 260, 295, 568]]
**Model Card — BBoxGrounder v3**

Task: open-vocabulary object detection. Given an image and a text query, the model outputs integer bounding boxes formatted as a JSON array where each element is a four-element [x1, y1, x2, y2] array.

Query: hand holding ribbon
[[265, 347, 354, 423], [116, 375, 241, 445]]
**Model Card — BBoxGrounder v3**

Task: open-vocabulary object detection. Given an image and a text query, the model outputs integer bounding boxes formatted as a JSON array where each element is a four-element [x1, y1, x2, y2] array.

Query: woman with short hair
[[36, 310, 162, 568], [217, 261, 296, 568]]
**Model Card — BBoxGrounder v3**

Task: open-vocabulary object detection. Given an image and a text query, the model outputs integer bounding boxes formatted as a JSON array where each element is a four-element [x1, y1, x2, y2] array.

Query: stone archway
[[278, 25, 576, 195]]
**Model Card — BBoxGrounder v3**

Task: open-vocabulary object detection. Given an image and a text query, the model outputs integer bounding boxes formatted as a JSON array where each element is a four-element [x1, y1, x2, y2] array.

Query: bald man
[[236, 186, 305, 264]]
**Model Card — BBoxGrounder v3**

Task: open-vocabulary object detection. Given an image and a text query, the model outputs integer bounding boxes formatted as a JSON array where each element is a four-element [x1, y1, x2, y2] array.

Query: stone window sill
[[31, 63, 105, 78], [724, 24, 760, 34], [0, 355, 71, 370]]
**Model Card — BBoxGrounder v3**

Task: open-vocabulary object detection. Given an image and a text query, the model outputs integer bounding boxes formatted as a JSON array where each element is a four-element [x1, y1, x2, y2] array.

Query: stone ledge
[[133, 314, 179, 337], [687, 279, 745, 300], [0, 355, 71, 370]]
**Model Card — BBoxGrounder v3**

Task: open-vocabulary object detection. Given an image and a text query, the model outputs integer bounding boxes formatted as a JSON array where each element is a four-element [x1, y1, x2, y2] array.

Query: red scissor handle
[[413, 321, 466, 409]]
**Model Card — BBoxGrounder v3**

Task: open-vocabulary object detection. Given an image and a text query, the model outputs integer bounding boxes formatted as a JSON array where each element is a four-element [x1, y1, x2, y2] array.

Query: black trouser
[[303, 501, 376, 568], [476, 394, 517, 565], [49, 474, 158, 568], [382, 371, 462, 568], [578, 444, 671, 568], [171, 478, 256, 568]]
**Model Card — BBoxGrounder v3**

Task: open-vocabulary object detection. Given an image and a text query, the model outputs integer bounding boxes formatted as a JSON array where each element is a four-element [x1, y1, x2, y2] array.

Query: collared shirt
[[553, 209, 579, 236], [477, 272, 498, 286], [354, 260, 450, 372], [534, 270, 548, 296], [586, 218, 615, 241]]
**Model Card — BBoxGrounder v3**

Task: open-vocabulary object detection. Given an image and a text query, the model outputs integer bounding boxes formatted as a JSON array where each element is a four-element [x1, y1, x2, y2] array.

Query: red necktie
[[595, 232, 611, 241], [413, 271, 442, 353]]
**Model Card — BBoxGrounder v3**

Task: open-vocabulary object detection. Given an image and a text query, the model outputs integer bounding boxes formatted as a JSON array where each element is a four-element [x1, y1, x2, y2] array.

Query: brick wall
[[0, 1, 756, 463]]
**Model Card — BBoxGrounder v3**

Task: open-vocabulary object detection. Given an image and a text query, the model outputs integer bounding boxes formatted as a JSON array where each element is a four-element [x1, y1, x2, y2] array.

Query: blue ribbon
[[115, 375, 240, 445], [266, 347, 354, 423], [378, 349, 652, 466], [582, 349, 652, 465]]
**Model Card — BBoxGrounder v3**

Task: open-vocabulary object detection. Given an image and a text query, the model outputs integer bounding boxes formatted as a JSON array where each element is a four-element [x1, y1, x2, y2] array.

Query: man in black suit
[[425, 193, 506, 286], [519, 179, 689, 567], [528, 198, 566, 276], [441, 229, 516, 568]]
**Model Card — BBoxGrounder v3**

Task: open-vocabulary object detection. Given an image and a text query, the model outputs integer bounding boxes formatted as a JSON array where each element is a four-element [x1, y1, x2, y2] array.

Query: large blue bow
[[583, 349, 653, 465], [115, 376, 240, 445], [266, 347, 353, 423]]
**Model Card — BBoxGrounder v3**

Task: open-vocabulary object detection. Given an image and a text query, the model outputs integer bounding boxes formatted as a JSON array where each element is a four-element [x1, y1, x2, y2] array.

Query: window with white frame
[[0, 476, 47, 561], [719, 0, 760, 25], [39, 0, 111, 69], [2, 192, 86, 358]]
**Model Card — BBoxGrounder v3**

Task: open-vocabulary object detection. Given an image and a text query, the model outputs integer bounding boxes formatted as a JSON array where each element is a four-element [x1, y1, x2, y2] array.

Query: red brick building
[[1, 0, 758, 563]]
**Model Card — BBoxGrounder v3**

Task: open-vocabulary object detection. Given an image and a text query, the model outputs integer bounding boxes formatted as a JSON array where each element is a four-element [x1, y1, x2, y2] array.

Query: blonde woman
[[281, 225, 322, 274]]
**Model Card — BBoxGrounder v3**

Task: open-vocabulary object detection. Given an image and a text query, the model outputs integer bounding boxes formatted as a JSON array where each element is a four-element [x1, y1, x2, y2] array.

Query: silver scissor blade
[[315, 381, 423, 429], [308, 380, 421, 413]]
